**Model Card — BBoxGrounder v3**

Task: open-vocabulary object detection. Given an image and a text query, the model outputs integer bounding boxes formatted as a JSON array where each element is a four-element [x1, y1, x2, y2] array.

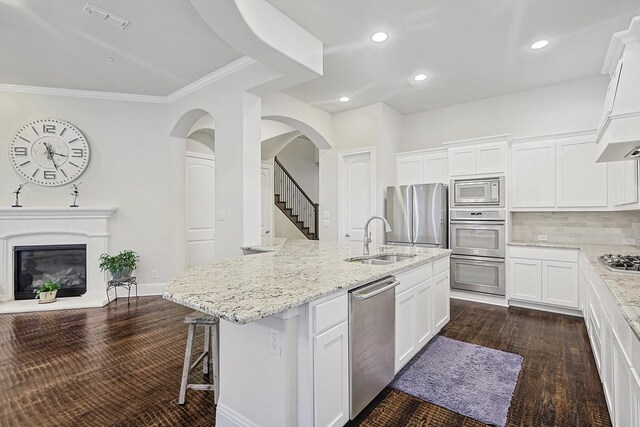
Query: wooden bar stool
[[178, 311, 219, 405]]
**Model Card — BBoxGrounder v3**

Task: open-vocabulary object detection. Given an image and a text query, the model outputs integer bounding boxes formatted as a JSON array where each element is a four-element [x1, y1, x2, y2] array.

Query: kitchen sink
[[346, 254, 416, 265]]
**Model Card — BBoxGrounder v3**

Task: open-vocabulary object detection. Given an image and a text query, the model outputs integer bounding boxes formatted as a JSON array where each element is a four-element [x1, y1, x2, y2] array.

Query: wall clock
[[9, 118, 90, 187]]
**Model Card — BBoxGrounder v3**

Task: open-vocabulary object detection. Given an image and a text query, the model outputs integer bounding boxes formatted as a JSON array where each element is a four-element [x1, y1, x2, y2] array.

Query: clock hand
[[43, 143, 59, 170]]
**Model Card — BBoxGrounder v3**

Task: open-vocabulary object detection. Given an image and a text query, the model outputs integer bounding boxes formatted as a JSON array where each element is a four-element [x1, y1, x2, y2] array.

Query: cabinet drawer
[[433, 256, 449, 276], [589, 316, 603, 374], [313, 293, 348, 336], [509, 246, 578, 263], [396, 263, 432, 295]]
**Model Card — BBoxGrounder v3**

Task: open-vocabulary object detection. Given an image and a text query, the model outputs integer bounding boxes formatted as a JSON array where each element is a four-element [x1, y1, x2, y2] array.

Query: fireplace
[[14, 245, 87, 300]]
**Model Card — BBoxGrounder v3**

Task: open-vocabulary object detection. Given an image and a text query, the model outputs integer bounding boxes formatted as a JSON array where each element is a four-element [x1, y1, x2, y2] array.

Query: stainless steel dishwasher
[[349, 275, 399, 419]]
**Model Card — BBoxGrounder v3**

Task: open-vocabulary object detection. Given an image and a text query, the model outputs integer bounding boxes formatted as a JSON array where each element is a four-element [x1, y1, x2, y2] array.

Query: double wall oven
[[449, 177, 506, 296]]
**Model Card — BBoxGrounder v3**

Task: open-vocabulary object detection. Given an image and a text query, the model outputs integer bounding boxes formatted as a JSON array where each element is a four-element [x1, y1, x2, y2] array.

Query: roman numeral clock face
[[9, 118, 90, 186]]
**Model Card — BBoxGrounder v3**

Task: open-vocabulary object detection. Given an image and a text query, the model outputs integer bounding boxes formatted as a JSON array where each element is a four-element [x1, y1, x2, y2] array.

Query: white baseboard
[[450, 289, 509, 307], [216, 403, 259, 427], [509, 299, 583, 317], [113, 282, 165, 298]]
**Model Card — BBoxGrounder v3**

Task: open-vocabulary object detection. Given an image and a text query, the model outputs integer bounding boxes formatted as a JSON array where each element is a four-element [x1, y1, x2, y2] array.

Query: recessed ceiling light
[[413, 74, 428, 82], [370, 32, 388, 43], [530, 40, 549, 50], [339, 96, 350, 103]]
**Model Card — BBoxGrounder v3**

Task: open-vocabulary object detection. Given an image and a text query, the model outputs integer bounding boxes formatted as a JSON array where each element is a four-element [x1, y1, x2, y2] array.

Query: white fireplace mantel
[[0, 207, 117, 312]]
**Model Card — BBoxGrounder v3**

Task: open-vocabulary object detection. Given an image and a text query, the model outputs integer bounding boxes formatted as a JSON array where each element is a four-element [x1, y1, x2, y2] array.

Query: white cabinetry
[[447, 139, 507, 177], [396, 155, 425, 186], [395, 286, 418, 370], [395, 149, 448, 185], [608, 159, 639, 207], [596, 17, 640, 162], [394, 258, 450, 373], [509, 258, 542, 302], [556, 139, 607, 207], [510, 133, 618, 210], [508, 247, 579, 309], [579, 249, 640, 426], [510, 141, 556, 208], [311, 293, 349, 427], [432, 268, 450, 333]]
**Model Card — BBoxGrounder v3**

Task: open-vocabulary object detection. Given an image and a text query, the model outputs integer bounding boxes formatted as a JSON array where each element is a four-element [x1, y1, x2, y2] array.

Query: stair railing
[[274, 156, 319, 239]]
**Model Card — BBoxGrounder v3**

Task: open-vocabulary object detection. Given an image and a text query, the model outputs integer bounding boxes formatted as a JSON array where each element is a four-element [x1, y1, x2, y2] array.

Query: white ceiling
[[0, 0, 242, 95], [268, 0, 640, 114]]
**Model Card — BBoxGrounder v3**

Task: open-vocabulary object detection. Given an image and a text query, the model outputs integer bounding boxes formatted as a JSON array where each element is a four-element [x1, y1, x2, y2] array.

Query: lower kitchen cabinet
[[509, 258, 542, 302], [541, 261, 579, 308], [395, 287, 418, 371], [432, 271, 450, 333], [314, 321, 349, 427], [508, 247, 579, 309], [612, 326, 632, 427], [631, 368, 640, 424], [415, 282, 433, 348]]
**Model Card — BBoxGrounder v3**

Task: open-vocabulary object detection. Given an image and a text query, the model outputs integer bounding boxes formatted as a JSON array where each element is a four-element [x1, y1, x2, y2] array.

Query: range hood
[[596, 16, 640, 163]]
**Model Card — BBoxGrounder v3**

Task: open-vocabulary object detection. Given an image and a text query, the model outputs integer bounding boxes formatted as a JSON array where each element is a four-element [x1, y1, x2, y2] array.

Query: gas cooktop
[[599, 254, 640, 273]]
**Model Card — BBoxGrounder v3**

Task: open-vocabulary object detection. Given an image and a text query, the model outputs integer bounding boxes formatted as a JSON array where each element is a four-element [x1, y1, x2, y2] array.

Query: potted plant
[[99, 250, 139, 280], [34, 279, 61, 304]]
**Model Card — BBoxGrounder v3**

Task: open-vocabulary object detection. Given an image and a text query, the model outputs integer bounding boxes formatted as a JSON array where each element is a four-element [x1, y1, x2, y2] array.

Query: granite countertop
[[163, 239, 451, 325], [509, 240, 640, 340]]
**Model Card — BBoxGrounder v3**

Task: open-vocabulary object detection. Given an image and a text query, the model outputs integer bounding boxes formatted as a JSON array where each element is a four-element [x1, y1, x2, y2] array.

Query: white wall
[[401, 75, 609, 151], [274, 208, 305, 239], [326, 103, 402, 243], [0, 91, 184, 286], [276, 137, 319, 202]]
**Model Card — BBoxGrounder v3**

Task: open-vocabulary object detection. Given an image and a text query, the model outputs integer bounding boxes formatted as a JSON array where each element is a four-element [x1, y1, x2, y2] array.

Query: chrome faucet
[[363, 216, 392, 255]]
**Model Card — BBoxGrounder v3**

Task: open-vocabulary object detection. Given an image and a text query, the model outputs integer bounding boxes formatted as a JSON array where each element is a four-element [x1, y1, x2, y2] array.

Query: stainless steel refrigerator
[[385, 184, 448, 248]]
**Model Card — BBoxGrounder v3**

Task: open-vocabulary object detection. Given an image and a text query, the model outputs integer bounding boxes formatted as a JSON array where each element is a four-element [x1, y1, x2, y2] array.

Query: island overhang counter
[[163, 239, 451, 427]]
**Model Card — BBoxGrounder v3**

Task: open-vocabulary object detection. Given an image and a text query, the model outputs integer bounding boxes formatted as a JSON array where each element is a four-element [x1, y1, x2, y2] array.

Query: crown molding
[[602, 16, 640, 75], [0, 56, 257, 104], [0, 84, 167, 103], [166, 56, 257, 102], [442, 134, 512, 147], [511, 129, 597, 144]]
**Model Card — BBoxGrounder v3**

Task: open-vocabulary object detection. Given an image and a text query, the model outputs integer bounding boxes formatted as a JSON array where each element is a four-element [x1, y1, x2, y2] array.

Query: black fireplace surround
[[14, 245, 87, 300]]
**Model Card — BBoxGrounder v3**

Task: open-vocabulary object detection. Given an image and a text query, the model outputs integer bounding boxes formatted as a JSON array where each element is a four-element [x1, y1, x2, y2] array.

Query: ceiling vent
[[82, 3, 130, 30]]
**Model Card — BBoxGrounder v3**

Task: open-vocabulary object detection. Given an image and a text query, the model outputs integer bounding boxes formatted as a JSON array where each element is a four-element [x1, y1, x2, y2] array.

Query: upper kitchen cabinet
[[446, 136, 509, 177], [608, 159, 639, 207], [556, 138, 607, 208], [510, 140, 556, 208], [596, 16, 640, 162], [395, 148, 448, 185], [511, 131, 609, 210]]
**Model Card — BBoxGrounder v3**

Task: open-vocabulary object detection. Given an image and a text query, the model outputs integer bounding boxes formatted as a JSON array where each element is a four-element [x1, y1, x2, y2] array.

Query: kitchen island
[[164, 238, 451, 427]]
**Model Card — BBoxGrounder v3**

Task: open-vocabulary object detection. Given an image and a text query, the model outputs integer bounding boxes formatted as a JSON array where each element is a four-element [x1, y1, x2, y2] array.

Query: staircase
[[274, 156, 319, 240]]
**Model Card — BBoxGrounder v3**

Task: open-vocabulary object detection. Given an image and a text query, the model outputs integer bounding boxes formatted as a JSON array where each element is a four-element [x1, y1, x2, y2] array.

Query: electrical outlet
[[537, 234, 548, 242], [216, 210, 226, 221], [622, 238, 636, 245], [269, 329, 281, 356], [323, 211, 330, 219], [151, 269, 158, 279], [323, 219, 330, 228]]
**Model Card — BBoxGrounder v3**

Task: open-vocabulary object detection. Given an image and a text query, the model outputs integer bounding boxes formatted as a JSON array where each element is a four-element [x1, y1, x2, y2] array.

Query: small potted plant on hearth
[[99, 250, 139, 280], [34, 279, 61, 304]]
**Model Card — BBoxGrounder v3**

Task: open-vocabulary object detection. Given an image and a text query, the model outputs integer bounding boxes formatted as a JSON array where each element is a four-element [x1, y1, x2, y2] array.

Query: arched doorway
[[171, 109, 216, 267], [261, 119, 320, 240]]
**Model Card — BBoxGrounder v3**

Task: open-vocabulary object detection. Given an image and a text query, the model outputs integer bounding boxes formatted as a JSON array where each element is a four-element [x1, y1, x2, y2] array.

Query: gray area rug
[[389, 336, 523, 427]]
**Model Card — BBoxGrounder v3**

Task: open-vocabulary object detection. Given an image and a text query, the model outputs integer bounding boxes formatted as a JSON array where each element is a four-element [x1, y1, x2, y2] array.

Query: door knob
[[345, 233, 350, 237]]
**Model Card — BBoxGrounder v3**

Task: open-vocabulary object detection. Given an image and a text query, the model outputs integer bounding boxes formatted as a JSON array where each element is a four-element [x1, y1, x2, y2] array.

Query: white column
[[214, 92, 262, 259]]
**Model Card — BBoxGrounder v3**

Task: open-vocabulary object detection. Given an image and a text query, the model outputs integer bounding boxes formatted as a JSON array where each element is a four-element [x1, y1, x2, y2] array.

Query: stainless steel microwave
[[451, 177, 504, 207]]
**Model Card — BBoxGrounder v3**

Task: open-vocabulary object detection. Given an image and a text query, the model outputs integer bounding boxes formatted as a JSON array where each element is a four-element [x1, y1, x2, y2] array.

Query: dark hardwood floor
[[0, 297, 611, 426]]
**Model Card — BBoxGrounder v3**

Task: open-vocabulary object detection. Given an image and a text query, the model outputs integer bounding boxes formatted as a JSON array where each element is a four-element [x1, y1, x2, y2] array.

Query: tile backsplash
[[511, 211, 640, 246]]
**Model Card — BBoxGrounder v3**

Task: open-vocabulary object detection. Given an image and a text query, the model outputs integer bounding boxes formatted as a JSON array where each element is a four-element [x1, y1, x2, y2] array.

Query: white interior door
[[339, 150, 373, 243], [261, 164, 274, 238], [185, 153, 215, 267]]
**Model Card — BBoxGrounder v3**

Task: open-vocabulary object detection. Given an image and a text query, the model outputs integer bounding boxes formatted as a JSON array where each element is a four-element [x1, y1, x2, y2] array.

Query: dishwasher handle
[[353, 279, 400, 301]]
